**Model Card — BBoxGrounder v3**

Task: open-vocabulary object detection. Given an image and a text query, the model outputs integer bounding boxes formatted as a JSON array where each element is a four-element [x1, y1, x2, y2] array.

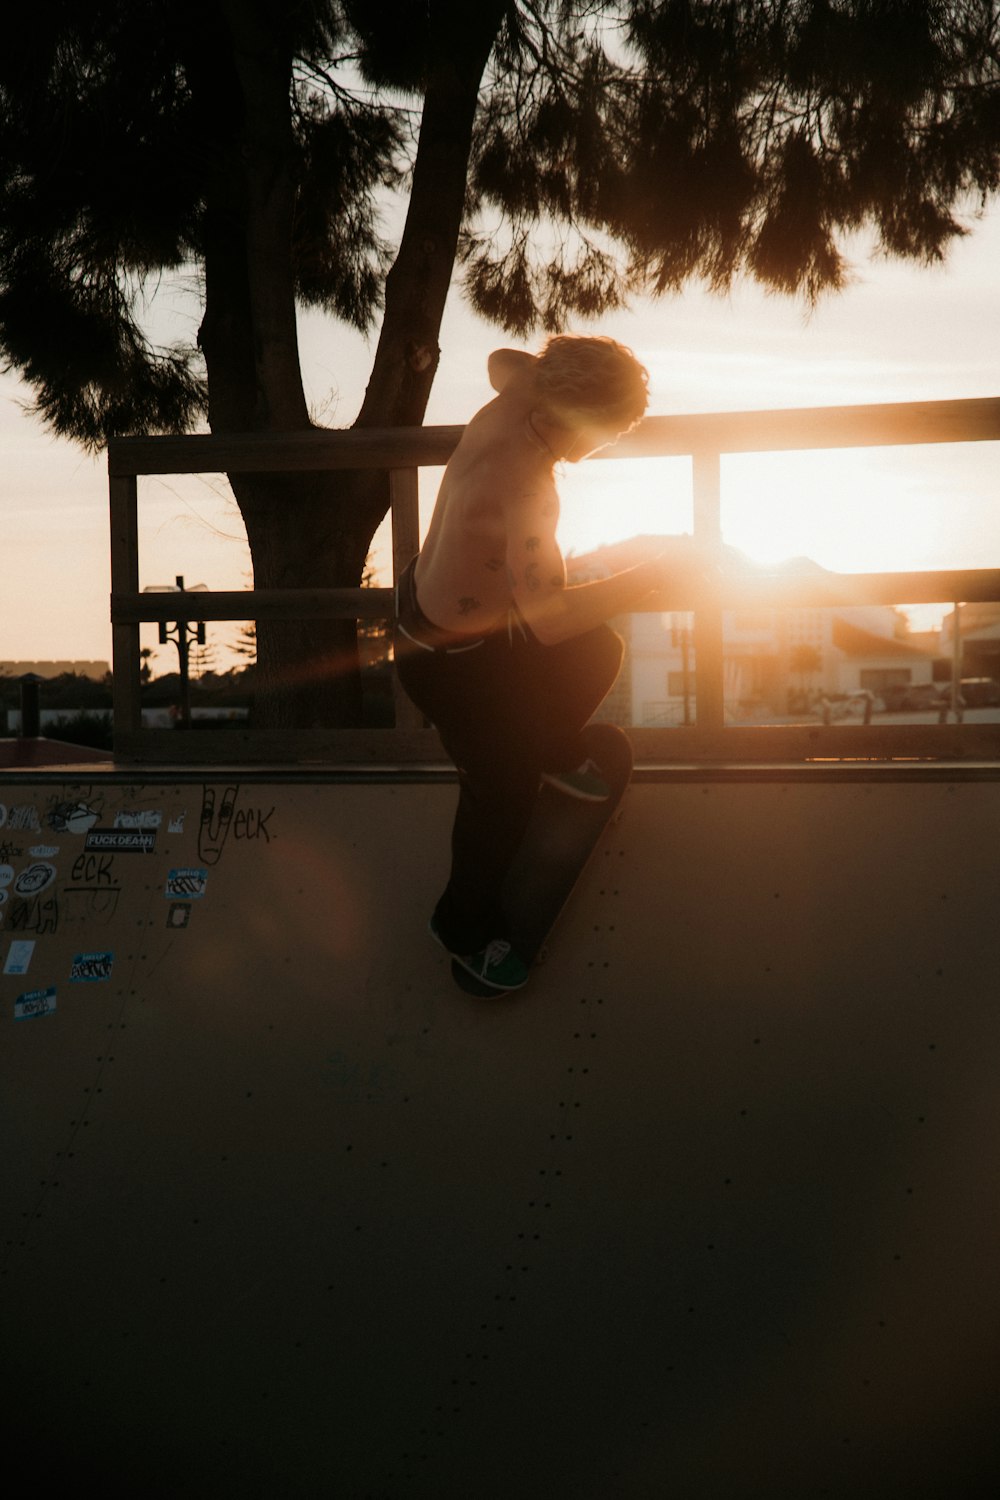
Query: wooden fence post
[[692, 448, 725, 734], [109, 472, 141, 746], [389, 468, 426, 732]]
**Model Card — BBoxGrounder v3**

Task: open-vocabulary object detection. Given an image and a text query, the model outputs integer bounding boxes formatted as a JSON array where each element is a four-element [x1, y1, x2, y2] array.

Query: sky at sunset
[[2, 205, 998, 671]]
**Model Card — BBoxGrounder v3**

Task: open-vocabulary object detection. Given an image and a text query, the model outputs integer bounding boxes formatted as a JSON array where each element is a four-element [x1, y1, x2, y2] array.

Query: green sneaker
[[541, 758, 610, 802], [429, 918, 529, 992]]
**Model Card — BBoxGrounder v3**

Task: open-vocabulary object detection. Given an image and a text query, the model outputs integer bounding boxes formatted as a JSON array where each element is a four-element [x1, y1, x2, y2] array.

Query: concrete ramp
[[2, 769, 999, 1498]]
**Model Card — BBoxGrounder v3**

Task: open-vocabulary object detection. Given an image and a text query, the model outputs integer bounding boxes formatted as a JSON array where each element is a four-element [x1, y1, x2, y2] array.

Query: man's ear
[[488, 348, 537, 393]]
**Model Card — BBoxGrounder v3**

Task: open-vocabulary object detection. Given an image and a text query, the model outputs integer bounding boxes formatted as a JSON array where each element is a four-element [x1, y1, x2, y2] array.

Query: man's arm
[[504, 489, 700, 645], [567, 536, 689, 578]]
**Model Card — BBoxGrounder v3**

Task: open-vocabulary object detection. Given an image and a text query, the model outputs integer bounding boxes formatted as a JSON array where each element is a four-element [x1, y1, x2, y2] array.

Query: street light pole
[[145, 574, 207, 728], [176, 576, 193, 726]]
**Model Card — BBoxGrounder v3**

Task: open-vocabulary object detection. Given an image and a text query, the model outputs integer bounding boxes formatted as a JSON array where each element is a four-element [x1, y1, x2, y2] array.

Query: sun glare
[[369, 436, 998, 641], [569, 441, 997, 577]]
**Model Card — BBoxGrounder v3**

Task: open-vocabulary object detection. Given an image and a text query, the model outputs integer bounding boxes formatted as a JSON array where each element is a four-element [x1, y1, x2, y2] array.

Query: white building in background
[[940, 602, 1000, 681], [825, 615, 937, 697], [629, 605, 939, 726], [570, 541, 940, 726]]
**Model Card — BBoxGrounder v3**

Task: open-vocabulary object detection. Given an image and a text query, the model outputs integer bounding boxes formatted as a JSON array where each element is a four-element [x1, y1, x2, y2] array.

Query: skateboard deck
[[451, 722, 633, 997]]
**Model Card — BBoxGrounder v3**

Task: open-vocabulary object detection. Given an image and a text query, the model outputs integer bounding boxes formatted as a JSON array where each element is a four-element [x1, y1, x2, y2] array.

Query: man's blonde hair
[[533, 335, 649, 432]]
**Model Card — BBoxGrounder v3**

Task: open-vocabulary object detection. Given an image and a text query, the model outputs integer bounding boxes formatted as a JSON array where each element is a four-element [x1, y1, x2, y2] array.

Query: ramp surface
[[2, 770, 999, 1497]]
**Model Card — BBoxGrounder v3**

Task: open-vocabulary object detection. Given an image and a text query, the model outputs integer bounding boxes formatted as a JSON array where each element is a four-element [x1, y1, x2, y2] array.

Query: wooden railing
[[108, 396, 1000, 764]]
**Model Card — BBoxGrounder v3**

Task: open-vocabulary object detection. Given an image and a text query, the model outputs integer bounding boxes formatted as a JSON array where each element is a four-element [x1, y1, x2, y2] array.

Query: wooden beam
[[695, 567, 1000, 609], [628, 722, 1000, 762], [108, 426, 465, 477], [112, 726, 445, 765], [611, 396, 1000, 459], [109, 720, 1000, 767], [106, 397, 1000, 479], [111, 588, 395, 624], [111, 567, 1000, 625]]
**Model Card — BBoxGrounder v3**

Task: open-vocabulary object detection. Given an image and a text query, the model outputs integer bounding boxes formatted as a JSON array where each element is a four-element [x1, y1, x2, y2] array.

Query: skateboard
[[451, 722, 633, 997]]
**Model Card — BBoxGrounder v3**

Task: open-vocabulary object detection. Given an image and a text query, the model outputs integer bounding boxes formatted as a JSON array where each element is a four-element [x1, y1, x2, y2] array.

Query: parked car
[[959, 677, 1000, 707], [884, 682, 948, 712], [904, 683, 948, 710], [881, 685, 909, 711], [847, 689, 884, 716]]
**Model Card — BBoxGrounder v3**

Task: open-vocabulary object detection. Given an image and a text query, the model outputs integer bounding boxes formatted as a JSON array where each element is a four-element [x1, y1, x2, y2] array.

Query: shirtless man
[[395, 334, 696, 993]]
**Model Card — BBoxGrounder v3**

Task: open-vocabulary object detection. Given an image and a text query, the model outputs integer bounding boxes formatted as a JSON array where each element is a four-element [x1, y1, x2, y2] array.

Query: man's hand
[[571, 533, 715, 579], [645, 535, 720, 594]]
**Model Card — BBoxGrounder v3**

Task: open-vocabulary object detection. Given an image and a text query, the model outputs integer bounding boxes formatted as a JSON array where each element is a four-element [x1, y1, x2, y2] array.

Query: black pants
[[394, 559, 623, 952]]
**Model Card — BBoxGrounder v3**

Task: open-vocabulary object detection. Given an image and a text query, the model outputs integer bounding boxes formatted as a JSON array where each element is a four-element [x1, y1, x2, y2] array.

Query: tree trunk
[[356, 2, 508, 430], [238, 475, 378, 729], [190, 1, 507, 729]]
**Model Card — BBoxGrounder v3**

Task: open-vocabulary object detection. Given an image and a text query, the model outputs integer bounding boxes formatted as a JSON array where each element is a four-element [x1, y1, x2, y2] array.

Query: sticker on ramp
[[70, 952, 114, 982], [165, 868, 208, 899], [86, 828, 157, 854], [45, 802, 94, 835], [7, 805, 41, 832], [113, 810, 163, 830], [3, 939, 35, 976], [15, 986, 57, 1021], [13, 862, 57, 897]]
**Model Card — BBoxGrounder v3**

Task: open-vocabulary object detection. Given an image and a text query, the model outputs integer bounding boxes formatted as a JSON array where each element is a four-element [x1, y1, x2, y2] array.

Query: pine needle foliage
[[1, 1, 998, 439], [461, 1, 1000, 326]]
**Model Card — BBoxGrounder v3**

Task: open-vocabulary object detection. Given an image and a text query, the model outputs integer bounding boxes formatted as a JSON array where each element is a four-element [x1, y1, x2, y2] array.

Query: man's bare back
[[414, 374, 550, 637]]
